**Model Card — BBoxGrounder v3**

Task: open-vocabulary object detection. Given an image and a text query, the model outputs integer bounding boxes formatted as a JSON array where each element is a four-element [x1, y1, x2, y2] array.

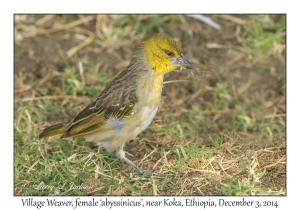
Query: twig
[[66, 28, 95, 58], [186, 15, 221, 30], [25, 15, 95, 37], [35, 15, 56, 26], [163, 80, 194, 84], [15, 95, 90, 103], [78, 61, 86, 86], [217, 15, 246, 25], [263, 155, 286, 169]]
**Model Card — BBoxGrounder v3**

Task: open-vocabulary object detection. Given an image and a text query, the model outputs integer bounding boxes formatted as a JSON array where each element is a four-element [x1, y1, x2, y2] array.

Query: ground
[[14, 14, 286, 196]]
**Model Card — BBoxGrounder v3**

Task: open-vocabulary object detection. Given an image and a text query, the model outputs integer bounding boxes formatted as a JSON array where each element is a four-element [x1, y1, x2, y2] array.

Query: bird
[[39, 33, 194, 174]]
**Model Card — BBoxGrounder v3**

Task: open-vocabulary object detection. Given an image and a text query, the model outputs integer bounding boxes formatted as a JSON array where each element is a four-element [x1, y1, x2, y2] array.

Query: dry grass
[[14, 14, 286, 196]]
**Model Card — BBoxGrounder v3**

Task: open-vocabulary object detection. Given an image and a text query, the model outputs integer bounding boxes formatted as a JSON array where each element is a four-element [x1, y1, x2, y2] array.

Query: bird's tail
[[39, 123, 68, 138]]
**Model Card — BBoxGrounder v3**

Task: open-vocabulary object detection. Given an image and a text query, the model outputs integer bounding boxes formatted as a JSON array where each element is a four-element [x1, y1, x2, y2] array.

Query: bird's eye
[[165, 50, 174, 57]]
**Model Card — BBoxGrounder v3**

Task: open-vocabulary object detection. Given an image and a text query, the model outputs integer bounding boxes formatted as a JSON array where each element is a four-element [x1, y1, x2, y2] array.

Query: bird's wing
[[63, 70, 138, 138]]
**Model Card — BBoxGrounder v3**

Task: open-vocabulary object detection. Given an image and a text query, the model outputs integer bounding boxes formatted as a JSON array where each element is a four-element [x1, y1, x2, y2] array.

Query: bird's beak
[[171, 53, 194, 70]]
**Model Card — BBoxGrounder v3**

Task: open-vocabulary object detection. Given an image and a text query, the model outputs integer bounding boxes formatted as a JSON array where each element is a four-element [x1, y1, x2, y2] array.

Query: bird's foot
[[121, 157, 158, 175]]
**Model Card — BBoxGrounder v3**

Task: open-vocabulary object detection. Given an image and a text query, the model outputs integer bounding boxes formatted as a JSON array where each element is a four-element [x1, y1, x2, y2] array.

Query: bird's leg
[[121, 156, 144, 174], [122, 157, 158, 175], [116, 144, 156, 175]]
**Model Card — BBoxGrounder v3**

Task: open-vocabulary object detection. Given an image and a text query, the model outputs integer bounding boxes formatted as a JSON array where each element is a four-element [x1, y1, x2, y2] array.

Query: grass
[[14, 14, 286, 196], [243, 15, 286, 54]]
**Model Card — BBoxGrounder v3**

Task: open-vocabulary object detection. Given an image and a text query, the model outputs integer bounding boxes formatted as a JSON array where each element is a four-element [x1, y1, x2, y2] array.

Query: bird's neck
[[153, 73, 164, 101]]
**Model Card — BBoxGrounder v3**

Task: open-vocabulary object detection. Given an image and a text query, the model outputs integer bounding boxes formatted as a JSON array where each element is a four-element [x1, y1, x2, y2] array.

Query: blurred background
[[14, 14, 286, 195]]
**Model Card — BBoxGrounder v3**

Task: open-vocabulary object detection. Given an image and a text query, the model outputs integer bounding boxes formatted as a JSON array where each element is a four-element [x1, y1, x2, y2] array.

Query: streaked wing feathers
[[63, 79, 138, 138]]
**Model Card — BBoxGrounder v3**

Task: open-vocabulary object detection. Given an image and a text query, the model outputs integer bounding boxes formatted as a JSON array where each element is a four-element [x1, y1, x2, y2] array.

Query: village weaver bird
[[39, 33, 194, 174]]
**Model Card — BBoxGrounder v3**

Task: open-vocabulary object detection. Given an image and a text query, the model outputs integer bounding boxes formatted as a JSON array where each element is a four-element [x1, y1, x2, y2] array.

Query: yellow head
[[141, 34, 194, 75]]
